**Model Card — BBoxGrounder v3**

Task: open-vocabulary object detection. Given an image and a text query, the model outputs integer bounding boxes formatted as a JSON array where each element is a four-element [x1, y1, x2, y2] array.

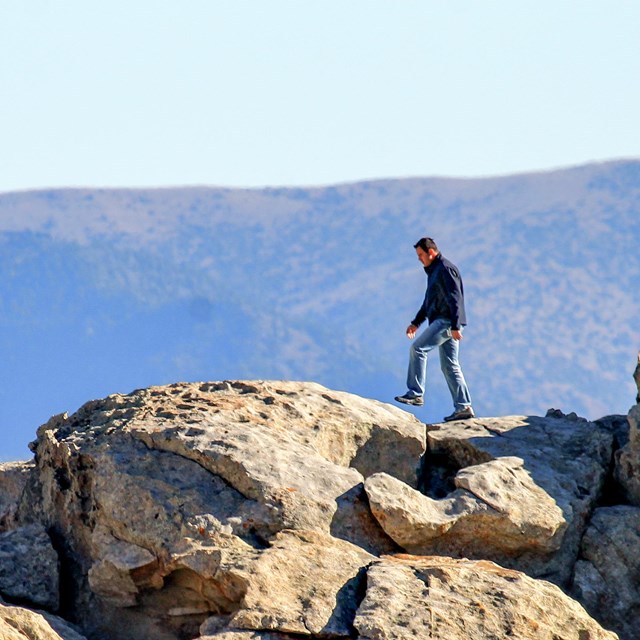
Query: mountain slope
[[1, 160, 639, 460]]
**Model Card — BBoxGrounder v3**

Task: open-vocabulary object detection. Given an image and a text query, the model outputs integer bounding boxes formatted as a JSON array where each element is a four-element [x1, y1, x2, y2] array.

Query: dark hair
[[414, 237, 439, 253]]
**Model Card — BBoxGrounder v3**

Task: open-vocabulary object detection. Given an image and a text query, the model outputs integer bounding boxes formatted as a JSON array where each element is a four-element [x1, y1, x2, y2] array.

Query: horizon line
[[1, 156, 638, 197]]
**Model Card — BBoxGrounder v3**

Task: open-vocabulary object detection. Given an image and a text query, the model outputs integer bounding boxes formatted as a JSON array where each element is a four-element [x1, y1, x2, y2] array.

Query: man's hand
[[451, 329, 463, 341], [406, 324, 418, 339]]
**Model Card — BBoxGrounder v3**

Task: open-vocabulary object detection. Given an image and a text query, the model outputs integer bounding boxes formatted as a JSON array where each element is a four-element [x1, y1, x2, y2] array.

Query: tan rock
[[22, 381, 410, 639], [130, 380, 426, 486], [572, 505, 640, 640], [87, 525, 160, 607], [0, 461, 33, 531], [199, 632, 310, 640], [614, 404, 640, 505], [135, 382, 416, 552], [129, 400, 367, 535], [354, 555, 618, 640], [16, 382, 619, 640], [230, 529, 372, 636], [365, 472, 491, 544], [23, 406, 267, 639], [419, 414, 612, 582], [365, 457, 566, 558], [0, 600, 87, 640]]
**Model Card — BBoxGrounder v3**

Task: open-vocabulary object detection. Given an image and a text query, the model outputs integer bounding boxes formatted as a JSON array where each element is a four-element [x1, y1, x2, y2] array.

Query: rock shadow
[[320, 565, 369, 638], [330, 484, 400, 556]]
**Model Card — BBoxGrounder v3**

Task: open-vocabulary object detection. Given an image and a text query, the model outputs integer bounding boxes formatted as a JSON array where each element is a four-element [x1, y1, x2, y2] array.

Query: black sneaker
[[395, 394, 424, 406], [444, 407, 475, 422]]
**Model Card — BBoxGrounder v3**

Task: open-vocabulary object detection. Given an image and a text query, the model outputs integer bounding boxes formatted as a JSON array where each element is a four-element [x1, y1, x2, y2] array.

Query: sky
[[0, 1, 639, 191]]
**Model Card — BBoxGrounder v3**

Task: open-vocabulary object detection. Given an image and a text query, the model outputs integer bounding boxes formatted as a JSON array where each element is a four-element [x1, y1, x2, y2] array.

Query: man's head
[[414, 237, 439, 267]]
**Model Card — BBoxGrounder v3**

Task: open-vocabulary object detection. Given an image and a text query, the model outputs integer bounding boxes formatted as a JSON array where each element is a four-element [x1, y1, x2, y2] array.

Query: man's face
[[416, 246, 435, 267]]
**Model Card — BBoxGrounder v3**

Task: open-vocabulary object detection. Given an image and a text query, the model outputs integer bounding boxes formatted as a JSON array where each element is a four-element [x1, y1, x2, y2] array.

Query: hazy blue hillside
[[1, 160, 639, 460]]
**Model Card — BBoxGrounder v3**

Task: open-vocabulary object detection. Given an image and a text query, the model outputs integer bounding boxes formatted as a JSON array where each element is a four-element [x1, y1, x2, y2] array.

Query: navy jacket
[[411, 254, 467, 331]]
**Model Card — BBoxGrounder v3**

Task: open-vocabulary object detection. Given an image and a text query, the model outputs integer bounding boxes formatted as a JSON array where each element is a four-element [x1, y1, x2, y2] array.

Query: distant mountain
[[1, 160, 639, 460]]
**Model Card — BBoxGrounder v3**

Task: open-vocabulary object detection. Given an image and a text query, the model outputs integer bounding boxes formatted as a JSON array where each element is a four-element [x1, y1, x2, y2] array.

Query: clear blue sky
[[1, 1, 639, 192]]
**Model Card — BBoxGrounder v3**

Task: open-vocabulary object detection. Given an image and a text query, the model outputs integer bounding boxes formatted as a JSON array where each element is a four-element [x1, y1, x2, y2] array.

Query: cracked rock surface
[[0, 525, 59, 610], [0, 461, 33, 531], [0, 381, 625, 640], [0, 598, 87, 640], [354, 555, 617, 640], [572, 505, 640, 640], [615, 404, 640, 505]]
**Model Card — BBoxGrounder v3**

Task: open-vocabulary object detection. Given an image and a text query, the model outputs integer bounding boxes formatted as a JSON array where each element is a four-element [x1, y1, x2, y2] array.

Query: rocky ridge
[[1, 378, 639, 639]]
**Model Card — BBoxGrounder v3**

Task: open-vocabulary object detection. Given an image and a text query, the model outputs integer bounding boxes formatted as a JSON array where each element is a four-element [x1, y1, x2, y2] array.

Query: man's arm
[[442, 266, 465, 332], [407, 305, 426, 339], [410, 307, 426, 329]]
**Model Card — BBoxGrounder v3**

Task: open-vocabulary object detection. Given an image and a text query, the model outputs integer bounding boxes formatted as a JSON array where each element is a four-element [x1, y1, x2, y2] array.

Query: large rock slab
[[228, 530, 372, 636], [614, 404, 640, 505], [365, 456, 566, 554], [572, 505, 640, 640], [0, 599, 87, 640], [128, 400, 368, 541], [25, 419, 261, 640], [0, 461, 34, 531], [132, 380, 426, 486], [20, 381, 418, 640], [0, 525, 59, 611], [367, 413, 612, 583], [354, 555, 618, 640]]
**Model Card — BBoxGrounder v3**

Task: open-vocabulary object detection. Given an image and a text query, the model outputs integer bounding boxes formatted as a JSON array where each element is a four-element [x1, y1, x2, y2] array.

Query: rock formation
[[354, 555, 614, 640], [366, 413, 612, 584], [0, 598, 87, 640], [0, 379, 631, 640], [0, 525, 59, 610], [615, 403, 640, 505], [572, 505, 640, 640], [0, 461, 34, 531]]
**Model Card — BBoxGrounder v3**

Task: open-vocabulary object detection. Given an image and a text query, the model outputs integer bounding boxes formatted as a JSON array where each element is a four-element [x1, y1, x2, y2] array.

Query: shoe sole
[[395, 397, 423, 407], [444, 413, 475, 422]]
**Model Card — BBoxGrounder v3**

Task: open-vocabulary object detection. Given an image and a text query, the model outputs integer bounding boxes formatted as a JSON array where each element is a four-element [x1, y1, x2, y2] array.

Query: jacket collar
[[424, 253, 442, 275]]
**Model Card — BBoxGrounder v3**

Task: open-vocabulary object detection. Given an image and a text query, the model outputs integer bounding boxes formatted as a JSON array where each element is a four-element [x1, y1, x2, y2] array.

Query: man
[[395, 237, 475, 421]]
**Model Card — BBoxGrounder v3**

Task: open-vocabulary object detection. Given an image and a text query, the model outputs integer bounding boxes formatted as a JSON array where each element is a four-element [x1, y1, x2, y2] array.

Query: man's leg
[[405, 319, 451, 398], [439, 337, 472, 410]]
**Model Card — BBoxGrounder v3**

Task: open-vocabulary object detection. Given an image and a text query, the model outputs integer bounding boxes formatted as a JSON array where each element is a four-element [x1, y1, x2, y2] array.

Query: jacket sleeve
[[410, 291, 428, 327], [442, 266, 465, 330]]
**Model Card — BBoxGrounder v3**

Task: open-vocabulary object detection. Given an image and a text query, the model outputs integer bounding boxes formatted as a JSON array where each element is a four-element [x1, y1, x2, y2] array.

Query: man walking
[[395, 237, 474, 421]]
